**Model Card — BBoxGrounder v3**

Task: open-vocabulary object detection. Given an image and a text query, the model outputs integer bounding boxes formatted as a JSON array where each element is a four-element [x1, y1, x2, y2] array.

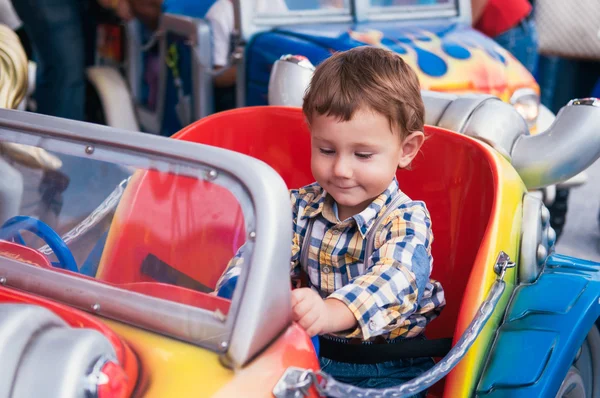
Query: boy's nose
[[332, 156, 352, 178]]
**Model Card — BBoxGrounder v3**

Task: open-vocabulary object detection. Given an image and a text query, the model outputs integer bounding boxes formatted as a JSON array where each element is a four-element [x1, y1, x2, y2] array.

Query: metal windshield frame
[[0, 109, 293, 368]]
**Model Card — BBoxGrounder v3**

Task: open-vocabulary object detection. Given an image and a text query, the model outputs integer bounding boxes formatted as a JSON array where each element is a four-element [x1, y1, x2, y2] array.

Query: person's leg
[[537, 55, 561, 110], [12, 0, 86, 120], [493, 17, 539, 75]]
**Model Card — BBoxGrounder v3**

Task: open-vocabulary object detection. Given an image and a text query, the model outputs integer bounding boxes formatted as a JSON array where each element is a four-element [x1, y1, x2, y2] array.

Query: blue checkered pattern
[[217, 178, 445, 341]]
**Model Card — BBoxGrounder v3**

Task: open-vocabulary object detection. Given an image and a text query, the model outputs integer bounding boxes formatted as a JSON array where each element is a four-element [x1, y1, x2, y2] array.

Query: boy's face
[[310, 107, 423, 220]]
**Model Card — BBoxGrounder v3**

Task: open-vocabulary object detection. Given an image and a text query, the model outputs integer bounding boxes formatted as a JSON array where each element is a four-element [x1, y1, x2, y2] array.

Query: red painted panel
[[215, 323, 321, 397], [0, 240, 52, 268]]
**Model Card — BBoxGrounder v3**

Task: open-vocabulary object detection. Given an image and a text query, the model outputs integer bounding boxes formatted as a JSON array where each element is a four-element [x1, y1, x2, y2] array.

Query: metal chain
[[140, 31, 162, 52], [38, 177, 130, 255], [316, 281, 505, 397]]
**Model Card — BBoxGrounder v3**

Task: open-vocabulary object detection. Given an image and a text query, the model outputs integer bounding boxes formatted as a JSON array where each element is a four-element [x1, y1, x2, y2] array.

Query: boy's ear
[[398, 131, 424, 168]]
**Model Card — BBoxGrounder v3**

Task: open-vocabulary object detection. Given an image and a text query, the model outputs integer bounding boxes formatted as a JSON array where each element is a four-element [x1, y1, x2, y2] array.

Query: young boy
[[217, 46, 445, 390]]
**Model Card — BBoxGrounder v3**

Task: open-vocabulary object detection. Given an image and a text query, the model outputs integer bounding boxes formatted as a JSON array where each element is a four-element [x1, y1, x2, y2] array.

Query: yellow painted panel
[[102, 318, 233, 397]]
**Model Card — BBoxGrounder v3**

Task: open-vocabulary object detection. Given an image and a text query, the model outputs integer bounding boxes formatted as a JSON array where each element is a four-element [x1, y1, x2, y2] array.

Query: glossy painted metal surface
[[247, 22, 538, 106], [441, 143, 524, 398], [519, 194, 556, 284], [0, 304, 67, 398], [477, 254, 600, 397], [104, 318, 320, 398], [173, 106, 523, 397], [511, 99, 600, 189], [268, 55, 315, 107], [0, 239, 52, 268], [0, 286, 139, 397], [213, 323, 321, 397], [102, 318, 233, 398]]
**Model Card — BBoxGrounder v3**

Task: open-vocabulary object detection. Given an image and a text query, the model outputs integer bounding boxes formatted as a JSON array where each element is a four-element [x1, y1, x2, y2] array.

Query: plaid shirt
[[217, 178, 445, 341]]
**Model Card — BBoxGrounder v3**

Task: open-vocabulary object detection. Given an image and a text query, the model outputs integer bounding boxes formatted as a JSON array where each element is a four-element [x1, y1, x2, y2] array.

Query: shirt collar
[[299, 178, 400, 238]]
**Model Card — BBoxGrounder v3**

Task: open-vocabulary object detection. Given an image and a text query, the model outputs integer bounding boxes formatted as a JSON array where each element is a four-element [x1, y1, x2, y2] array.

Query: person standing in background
[[11, 0, 131, 121], [472, 0, 538, 74]]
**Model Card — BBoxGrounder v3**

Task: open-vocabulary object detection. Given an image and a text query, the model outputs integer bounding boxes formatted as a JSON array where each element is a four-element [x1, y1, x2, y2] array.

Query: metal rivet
[[85, 145, 95, 155], [541, 206, 550, 226], [91, 303, 101, 312], [220, 341, 228, 349], [0, 277, 6, 285], [206, 169, 218, 180], [248, 231, 256, 240], [536, 244, 548, 265]]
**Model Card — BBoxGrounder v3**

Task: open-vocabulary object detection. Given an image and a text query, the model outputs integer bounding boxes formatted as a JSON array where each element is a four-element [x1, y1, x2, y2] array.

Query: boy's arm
[[215, 190, 302, 293], [327, 204, 443, 340]]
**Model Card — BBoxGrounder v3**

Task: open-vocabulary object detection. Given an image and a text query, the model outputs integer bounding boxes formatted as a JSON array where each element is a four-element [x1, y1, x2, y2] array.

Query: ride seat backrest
[[172, 107, 495, 339], [96, 170, 246, 291]]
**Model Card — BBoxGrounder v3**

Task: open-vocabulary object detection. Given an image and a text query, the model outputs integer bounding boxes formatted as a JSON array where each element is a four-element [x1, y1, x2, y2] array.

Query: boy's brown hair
[[302, 46, 424, 139]]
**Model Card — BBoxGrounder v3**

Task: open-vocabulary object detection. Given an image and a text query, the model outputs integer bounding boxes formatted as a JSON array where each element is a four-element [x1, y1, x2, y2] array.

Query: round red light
[[97, 360, 128, 398]]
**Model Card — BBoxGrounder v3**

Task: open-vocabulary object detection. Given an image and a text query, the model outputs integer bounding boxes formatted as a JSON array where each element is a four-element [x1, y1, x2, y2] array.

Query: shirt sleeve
[[215, 189, 302, 292], [206, 0, 234, 67], [328, 204, 433, 340]]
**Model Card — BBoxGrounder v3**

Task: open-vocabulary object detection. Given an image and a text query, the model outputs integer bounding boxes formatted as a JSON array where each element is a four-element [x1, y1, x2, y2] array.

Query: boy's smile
[[310, 107, 421, 221]]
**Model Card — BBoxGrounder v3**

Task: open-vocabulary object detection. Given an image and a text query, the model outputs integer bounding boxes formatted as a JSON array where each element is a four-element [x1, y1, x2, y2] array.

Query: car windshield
[[369, 0, 453, 6], [366, 0, 458, 18], [0, 122, 252, 343], [257, 0, 350, 13]]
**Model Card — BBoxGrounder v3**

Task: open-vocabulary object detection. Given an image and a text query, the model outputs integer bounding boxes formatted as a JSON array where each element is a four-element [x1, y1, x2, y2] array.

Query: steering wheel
[[0, 216, 78, 272]]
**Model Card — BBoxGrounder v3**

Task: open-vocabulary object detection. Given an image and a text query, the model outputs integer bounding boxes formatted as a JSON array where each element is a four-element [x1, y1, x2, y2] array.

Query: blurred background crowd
[[2, 0, 599, 121]]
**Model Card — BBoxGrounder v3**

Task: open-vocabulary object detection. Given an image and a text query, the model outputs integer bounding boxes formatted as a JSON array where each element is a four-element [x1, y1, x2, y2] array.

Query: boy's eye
[[319, 148, 335, 155], [355, 152, 373, 159]]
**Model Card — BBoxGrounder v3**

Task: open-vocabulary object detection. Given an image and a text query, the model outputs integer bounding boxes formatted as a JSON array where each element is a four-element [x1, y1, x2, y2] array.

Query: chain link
[[38, 177, 130, 255]]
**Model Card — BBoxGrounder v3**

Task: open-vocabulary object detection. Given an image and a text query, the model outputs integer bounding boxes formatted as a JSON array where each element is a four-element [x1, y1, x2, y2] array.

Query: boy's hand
[[291, 288, 357, 336]]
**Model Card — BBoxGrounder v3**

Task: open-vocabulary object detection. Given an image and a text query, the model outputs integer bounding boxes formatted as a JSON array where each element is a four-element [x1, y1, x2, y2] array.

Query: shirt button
[[322, 266, 331, 274], [368, 320, 376, 331], [330, 229, 340, 235]]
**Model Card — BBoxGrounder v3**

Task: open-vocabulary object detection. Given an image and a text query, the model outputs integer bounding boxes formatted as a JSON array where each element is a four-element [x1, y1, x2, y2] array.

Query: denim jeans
[[12, 0, 87, 121], [319, 356, 435, 397], [494, 16, 539, 75]]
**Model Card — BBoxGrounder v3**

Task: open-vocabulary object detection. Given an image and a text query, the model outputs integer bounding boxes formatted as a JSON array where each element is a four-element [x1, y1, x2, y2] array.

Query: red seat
[[96, 166, 246, 292], [172, 106, 495, 344]]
